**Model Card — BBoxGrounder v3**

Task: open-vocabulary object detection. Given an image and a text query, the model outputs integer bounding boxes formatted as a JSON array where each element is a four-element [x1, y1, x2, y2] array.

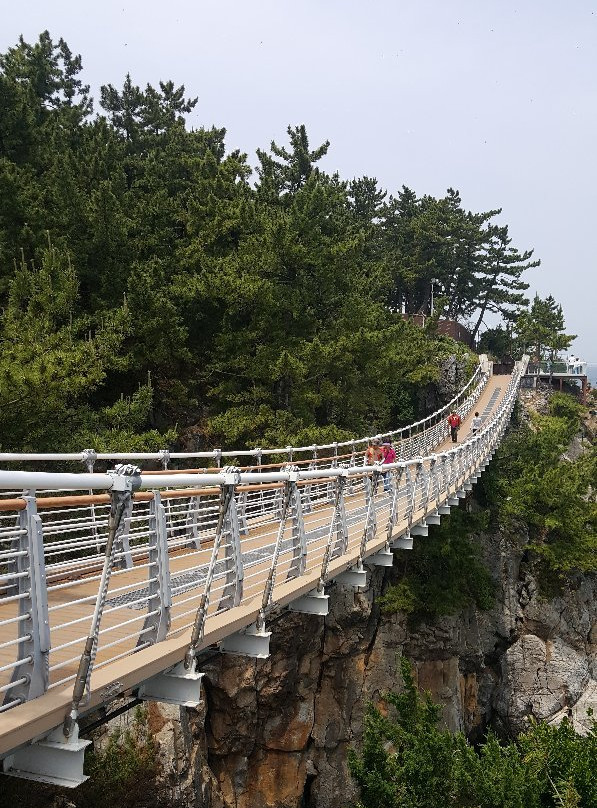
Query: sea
[[587, 364, 597, 386]]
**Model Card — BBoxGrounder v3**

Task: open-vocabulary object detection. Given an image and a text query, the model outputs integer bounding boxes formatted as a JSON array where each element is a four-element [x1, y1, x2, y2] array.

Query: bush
[[379, 507, 495, 621], [349, 659, 597, 808], [484, 395, 597, 576]]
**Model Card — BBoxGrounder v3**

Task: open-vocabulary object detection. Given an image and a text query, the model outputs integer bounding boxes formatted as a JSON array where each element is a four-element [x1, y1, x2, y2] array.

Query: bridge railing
[[0, 357, 489, 473], [0, 357, 525, 720]]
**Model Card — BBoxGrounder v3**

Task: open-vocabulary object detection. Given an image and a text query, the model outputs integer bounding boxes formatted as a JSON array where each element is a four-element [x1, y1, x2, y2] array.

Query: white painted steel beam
[[220, 622, 271, 659], [288, 588, 329, 616], [138, 662, 204, 708]]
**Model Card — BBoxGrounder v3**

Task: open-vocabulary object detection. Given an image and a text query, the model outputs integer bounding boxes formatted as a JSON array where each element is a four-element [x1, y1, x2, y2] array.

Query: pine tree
[[470, 223, 538, 341]]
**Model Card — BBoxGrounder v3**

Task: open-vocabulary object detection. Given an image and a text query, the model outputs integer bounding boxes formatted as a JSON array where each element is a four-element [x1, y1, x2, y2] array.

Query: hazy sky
[[2, 1, 596, 357]]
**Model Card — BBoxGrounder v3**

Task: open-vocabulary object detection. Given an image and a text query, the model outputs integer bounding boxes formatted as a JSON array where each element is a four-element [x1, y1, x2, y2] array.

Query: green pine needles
[[484, 393, 596, 577], [379, 507, 496, 622], [349, 658, 597, 808]]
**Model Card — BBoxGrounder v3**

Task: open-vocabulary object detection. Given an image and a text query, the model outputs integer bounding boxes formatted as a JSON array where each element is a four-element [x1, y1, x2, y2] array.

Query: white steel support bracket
[[426, 511, 442, 526], [366, 545, 394, 567], [220, 622, 271, 659], [237, 489, 249, 536], [288, 588, 329, 616], [390, 531, 413, 550], [219, 491, 244, 610], [438, 504, 451, 515], [138, 491, 172, 646], [2, 723, 91, 788], [410, 520, 428, 537], [331, 474, 349, 559], [287, 480, 307, 579], [185, 495, 202, 548], [335, 563, 368, 588], [448, 496, 460, 506], [138, 661, 204, 708]]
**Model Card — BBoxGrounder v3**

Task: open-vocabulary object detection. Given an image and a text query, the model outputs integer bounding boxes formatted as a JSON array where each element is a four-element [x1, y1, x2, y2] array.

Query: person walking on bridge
[[381, 439, 396, 493], [470, 411, 482, 436], [365, 438, 384, 493], [447, 411, 461, 443], [365, 438, 384, 464]]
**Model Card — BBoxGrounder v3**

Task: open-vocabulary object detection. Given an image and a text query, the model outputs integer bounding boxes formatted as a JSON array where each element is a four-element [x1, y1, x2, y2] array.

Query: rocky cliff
[[143, 516, 596, 808]]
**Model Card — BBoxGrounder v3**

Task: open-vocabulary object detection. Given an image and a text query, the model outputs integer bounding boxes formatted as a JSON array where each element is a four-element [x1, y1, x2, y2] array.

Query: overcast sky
[[2, 0, 596, 358]]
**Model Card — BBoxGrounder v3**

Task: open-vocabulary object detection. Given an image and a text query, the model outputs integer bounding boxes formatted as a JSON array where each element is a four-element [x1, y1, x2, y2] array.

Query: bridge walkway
[[0, 373, 510, 758]]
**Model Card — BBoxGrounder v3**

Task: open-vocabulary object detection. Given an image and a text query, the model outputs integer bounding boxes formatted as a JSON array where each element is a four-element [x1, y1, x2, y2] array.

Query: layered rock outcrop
[[143, 524, 596, 808]]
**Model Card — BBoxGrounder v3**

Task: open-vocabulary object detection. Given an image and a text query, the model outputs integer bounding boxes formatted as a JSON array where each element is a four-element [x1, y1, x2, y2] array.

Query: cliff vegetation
[[349, 659, 597, 808]]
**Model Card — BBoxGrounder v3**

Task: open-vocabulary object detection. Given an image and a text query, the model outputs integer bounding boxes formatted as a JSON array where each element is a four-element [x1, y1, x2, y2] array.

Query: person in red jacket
[[447, 411, 461, 442], [381, 439, 396, 492]]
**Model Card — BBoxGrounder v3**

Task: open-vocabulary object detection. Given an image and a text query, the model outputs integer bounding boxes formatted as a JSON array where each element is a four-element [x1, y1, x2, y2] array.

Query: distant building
[[401, 314, 474, 347]]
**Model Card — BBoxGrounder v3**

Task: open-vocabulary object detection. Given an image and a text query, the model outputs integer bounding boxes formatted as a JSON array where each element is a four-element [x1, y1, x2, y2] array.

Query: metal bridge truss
[[0, 356, 526, 787]]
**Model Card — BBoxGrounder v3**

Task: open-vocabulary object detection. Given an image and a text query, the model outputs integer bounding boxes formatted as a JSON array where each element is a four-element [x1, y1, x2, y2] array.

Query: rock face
[[139, 525, 596, 808]]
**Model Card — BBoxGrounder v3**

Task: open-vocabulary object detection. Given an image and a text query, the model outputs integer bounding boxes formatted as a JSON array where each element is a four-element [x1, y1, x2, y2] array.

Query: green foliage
[[516, 294, 576, 360], [379, 506, 495, 620], [0, 239, 173, 451], [0, 32, 539, 454], [478, 325, 512, 359], [349, 659, 597, 808], [72, 385, 178, 452], [482, 393, 596, 576], [79, 706, 159, 808], [380, 187, 537, 341]]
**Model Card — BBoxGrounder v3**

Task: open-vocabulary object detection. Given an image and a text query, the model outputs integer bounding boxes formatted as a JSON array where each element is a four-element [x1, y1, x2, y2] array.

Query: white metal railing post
[[3, 493, 50, 706], [220, 475, 244, 610], [288, 479, 307, 578], [302, 448, 317, 513], [82, 449, 101, 553], [425, 458, 437, 513], [358, 467, 380, 562], [159, 448, 176, 538], [440, 454, 450, 501], [317, 471, 348, 588], [386, 465, 404, 540], [332, 464, 349, 557], [348, 441, 357, 493], [254, 448, 264, 515], [327, 443, 339, 502], [140, 491, 172, 645], [185, 494, 202, 548], [411, 463, 423, 527], [237, 487, 249, 536], [258, 474, 295, 628]]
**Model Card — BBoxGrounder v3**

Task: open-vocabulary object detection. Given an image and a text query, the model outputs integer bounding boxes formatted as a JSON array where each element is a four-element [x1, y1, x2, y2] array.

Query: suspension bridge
[[0, 355, 528, 787]]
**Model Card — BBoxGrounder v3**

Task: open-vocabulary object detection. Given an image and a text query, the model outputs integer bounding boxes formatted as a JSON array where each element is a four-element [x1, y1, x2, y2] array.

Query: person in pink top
[[381, 439, 396, 493]]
